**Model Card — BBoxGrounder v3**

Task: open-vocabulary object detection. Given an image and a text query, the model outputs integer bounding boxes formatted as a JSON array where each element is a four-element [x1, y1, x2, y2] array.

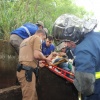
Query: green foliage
[[0, 0, 92, 40]]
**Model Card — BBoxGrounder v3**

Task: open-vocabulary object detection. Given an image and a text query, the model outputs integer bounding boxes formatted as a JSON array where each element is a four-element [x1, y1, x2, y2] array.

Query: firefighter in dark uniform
[[52, 14, 100, 100]]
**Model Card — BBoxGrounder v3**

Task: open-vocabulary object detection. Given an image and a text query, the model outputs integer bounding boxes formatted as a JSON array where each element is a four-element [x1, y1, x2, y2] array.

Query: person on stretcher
[[46, 42, 74, 73]]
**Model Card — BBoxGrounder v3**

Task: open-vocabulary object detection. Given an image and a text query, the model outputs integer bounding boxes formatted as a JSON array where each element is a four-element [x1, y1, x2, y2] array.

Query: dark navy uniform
[[74, 31, 100, 100], [52, 13, 98, 100]]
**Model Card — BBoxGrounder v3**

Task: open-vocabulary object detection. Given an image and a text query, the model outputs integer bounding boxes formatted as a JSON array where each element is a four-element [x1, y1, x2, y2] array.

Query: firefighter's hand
[[39, 61, 45, 67]]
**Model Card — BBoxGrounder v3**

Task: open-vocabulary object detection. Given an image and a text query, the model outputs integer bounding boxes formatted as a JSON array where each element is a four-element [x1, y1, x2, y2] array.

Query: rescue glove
[[73, 71, 95, 96]]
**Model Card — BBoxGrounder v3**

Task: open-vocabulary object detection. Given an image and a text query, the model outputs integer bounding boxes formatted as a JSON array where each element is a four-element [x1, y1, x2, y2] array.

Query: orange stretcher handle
[[43, 62, 74, 83]]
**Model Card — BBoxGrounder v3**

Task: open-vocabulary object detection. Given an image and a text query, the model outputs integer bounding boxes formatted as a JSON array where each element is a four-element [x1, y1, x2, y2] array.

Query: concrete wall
[[0, 86, 22, 100], [0, 40, 18, 89]]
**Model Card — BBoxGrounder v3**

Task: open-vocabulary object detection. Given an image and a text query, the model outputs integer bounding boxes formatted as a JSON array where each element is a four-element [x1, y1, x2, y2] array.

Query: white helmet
[[52, 14, 97, 44]]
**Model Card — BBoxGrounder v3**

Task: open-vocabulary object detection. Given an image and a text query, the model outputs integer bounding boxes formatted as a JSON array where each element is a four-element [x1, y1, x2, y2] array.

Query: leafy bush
[[0, 0, 92, 40]]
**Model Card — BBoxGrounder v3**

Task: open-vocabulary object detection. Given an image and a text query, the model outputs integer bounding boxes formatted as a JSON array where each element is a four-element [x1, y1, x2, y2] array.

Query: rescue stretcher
[[45, 63, 74, 83], [44, 58, 82, 100]]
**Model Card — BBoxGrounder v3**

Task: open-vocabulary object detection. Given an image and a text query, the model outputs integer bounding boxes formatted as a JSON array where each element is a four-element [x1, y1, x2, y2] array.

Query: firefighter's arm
[[73, 50, 95, 96]]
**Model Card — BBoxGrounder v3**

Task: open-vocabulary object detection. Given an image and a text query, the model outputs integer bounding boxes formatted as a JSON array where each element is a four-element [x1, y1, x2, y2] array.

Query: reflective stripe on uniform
[[95, 72, 100, 79], [21, 26, 31, 36]]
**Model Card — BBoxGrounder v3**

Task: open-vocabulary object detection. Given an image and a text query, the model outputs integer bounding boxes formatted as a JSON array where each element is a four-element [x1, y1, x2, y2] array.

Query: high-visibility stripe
[[95, 72, 100, 79], [21, 26, 31, 37]]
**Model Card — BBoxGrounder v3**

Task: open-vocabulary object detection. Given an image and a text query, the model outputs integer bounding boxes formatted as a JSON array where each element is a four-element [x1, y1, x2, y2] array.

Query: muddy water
[[0, 40, 18, 89]]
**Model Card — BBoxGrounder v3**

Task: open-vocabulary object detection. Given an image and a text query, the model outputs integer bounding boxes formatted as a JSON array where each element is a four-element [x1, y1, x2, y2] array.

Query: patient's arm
[[58, 52, 66, 57], [47, 52, 58, 60]]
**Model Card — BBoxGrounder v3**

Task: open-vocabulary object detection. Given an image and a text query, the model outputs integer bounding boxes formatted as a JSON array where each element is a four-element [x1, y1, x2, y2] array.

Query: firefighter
[[52, 14, 100, 100], [17, 29, 51, 100], [10, 21, 44, 54]]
